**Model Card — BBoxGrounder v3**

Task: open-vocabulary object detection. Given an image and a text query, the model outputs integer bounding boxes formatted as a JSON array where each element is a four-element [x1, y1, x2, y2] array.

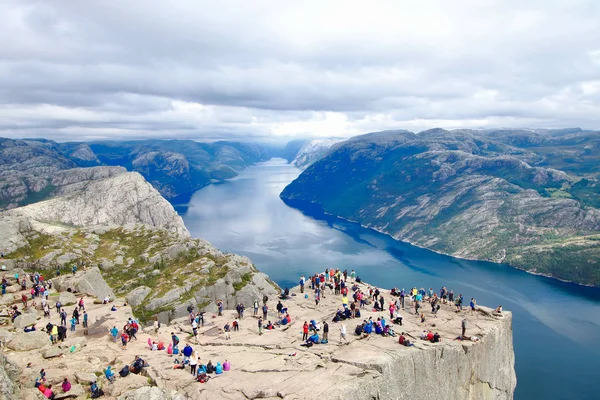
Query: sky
[[0, 0, 599, 141]]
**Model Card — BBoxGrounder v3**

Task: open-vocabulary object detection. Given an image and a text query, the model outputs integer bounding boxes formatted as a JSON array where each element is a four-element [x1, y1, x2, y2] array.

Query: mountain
[[291, 138, 344, 168], [88, 139, 270, 202], [0, 138, 270, 210], [281, 128, 600, 286]]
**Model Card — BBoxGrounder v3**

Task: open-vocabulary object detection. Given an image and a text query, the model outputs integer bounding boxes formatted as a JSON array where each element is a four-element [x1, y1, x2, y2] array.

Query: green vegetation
[[233, 272, 253, 292], [281, 129, 600, 286]]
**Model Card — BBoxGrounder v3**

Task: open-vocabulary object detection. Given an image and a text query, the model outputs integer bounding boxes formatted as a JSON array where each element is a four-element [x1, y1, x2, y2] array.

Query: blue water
[[177, 158, 600, 400]]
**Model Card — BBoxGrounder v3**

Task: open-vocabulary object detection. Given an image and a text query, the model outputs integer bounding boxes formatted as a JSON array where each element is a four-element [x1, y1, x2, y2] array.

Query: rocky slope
[[281, 129, 600, 286], [4, 171, 189, 238], [0, 171, 278, 323]]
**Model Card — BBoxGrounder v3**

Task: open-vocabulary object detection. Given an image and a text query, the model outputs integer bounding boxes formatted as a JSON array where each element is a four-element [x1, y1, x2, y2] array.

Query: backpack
[[119, 365, 130, 377]]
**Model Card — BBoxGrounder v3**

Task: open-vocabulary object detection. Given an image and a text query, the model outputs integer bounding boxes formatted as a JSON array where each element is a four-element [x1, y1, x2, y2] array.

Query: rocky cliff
[[281, 129, 600, 286], [4, 171, 189, 238]]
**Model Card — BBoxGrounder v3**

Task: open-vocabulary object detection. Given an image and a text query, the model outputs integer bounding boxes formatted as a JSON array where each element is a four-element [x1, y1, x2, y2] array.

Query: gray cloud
[[0, 0, 599, 140]]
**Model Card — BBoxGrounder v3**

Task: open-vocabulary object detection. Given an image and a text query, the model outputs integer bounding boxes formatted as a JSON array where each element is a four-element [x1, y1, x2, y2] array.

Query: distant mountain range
[[0, 138, 269, 209], [281, 128, 600, 286]]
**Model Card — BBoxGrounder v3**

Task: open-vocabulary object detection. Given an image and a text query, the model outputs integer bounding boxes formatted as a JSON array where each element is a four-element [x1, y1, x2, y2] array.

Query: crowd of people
[[6, 263, 497, 398]]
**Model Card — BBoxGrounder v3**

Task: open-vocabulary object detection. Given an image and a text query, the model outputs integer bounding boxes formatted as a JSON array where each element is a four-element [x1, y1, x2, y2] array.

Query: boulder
[[7, 330, 50, 351], [126, 286, 151, 307], [73, 267, 115, 300], [42, 347, 65, 359], [57, 253, 78, 265], [104, 373, 148, 397], [74, 371, 97, 384], [13, 314, 38, 329], [58, 292, 77, 306]]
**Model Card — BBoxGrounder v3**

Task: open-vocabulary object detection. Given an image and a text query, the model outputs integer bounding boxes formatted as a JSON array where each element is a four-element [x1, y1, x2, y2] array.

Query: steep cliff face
[[333, 312, 516, 400], [5, 171, 189, 237]]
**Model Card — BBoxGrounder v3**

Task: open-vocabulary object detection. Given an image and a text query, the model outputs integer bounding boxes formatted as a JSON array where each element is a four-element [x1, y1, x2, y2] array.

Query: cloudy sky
[[1, 0, 599, 141]]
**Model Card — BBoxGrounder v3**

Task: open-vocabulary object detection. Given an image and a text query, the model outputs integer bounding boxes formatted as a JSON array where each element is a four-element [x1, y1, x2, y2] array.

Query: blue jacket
[[183, 345, 193, 357]]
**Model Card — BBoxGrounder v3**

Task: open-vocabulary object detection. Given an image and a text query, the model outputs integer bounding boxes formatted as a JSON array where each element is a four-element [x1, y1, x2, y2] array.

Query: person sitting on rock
[[206, 360, 215, 374], [426, 331, 434, 341], [24, 325, 36, 333], [61, 377, 71, 393], [90, 381, 104, 398], [264, 321, 274, 330], [183, 344, 193, 364], [354, 323, 364, 336], [399, 332, 414, 347], [420, 330, 428, 340], [432, 332, 441, 343]]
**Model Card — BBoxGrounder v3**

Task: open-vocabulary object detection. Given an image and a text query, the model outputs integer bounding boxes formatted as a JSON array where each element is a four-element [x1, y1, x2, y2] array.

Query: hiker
[[153, 317, 160, 333], [55, 301, 62, 314], [60, 309, 67, 326], [470, 298, 477, 313], [495, 305, 503, 313], [253, 299, 259, 316], [276, 301, 283, 316], [300, 275, 305, 293], [183, 343, 193, 363], [50, 324, 59, 344], [105, 366, 115, 383], [432, 332, 441, 343], [171, 332, 180, 347], [314, 289, 320, 306], [73, 308, 80, 324], [110, 326, 118, 343], [322, 321, 329, 341], [61, 377, 71, 393], [41, 383, 55, 399], [82, 311, 88, 329], [302, 321, 309, 341], [192, 319, 198, 341], [223, 322, 231, 340], [71, 265, 77, 275], [206, 360, 215, 374], [339, 323, 348, 343], [215, 362, 223, 374], [217, 299, 223, 316], [90, 381, 104, 398], [461, 318, 467, 338], [258, 317, 263, 335], [121, 331, 129, 349], [78, 297, 85, 311], [262, 303, 268, 320], [399, 332, 413, 346], [232, 318, 239, 331], [70, 316, 76, 332], [190, 349, 199, 375]]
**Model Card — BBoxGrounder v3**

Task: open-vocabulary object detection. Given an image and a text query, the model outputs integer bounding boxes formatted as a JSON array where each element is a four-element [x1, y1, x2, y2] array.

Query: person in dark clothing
[[206, 360, 215, 374], [322, 322, 329, 341]]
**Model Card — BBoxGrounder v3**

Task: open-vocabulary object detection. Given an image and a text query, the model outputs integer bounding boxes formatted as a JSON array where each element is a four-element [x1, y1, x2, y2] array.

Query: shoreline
[[280, 197, 597, 289]]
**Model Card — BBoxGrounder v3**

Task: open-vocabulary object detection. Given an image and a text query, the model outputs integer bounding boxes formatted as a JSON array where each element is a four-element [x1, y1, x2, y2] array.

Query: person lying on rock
[[104, 366, 115, 383], [24, 325, 36, 332]]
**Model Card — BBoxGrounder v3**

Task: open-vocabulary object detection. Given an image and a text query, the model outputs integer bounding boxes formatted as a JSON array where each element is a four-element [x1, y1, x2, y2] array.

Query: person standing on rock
[[217, 300, 224, 316], [470, 298, 477, 314], [339, 323, 348, 344], [60, 309, 67, 326], [110, 326, 118, 343], [121, 330, 129, 349], [300, 275, 305, 293], [323, 322, 329, 342], [253, 299, 259, 316], [71, 265, 76, 275], [258, 317, 263, 335], [302, 321, 309, 341], [73, 308, 80, 325], [315, 288, 320, 307], [183, 343, 193, 364], [190, 349, 199, 376], [78, 297, 85, 312], [461, 318, 467, 338], [262, 303, 268, 320], [70, 316, 76, 332]]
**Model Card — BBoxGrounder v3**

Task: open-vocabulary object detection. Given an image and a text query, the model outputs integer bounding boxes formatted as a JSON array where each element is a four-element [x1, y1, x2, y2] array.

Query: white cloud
[[0, 0, 599, 140]]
